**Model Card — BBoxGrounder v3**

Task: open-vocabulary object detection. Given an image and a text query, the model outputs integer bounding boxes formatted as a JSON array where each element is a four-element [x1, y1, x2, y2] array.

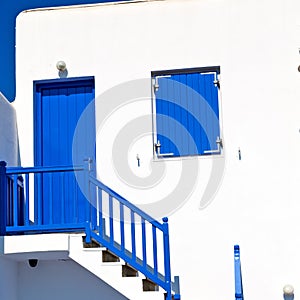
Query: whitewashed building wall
[[10, 1, 300, 300]]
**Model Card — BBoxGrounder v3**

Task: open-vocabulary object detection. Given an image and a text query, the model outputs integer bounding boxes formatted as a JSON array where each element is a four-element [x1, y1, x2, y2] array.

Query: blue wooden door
[[34, 77, 95, 226]]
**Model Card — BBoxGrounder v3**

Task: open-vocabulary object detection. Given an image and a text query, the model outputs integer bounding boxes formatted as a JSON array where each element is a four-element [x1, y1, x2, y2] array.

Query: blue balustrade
[[0, 161, 180, 299], [87, 174, 176, 299], [1, 163, 87, 233]]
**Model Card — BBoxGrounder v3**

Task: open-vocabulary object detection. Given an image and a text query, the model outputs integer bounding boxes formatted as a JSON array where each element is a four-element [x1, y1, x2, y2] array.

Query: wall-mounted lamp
[[283, 284, 294, 300], [56, 60, 68, 78], [28, 259, 38, 268]]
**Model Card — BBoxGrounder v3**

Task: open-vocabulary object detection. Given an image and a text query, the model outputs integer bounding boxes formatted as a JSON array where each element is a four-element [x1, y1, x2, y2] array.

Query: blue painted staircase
[[0, 161, 180, 300]]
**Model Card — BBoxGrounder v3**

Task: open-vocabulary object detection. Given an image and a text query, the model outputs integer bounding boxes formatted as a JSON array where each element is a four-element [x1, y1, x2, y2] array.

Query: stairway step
[[142, 278, 159, 292], [122, 264, 139, 277], [102, 250, 120, 263], [164, 293, 177, 300], [82, 236, 101, 248]]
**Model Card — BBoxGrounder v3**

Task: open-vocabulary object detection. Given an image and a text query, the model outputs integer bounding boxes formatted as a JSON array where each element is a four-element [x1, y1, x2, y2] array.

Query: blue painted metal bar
[[37, 173, 42, 226], [131, 210, 136, 261], [12, 175, 18, 226], [234, 245, 244, 300], [120, 202, 125, 252], [141, 218, 147, 268], [6, 223, 86, 233], [0, 161, 7, 235], [25, 173, 30, 226], [6, 165, 84, 174], [152, 224, 158, 276], [98, 188, 103, 237], [109, 195, 114, 244], [173, 276, 181, 300], [162, 217, 172, 300]]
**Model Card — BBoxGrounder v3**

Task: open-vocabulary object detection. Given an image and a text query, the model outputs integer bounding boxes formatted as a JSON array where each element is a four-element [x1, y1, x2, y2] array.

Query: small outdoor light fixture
[[56, 60, 67, 72], [28, 259, 38, 268], [283, 284, 294, 300], [56, 60, 68, 78]]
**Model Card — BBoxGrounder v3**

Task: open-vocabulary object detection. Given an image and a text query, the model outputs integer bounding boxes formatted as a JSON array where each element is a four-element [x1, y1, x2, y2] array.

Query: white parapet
[[0, 92, 20, 166]]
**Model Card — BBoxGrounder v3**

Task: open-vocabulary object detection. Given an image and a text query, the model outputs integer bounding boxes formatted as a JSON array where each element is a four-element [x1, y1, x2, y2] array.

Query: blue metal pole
[[234, 245, 244, 300], [0, 161, 7, 235], [163, 217, 172, 300], [173, 275, 181, 300]]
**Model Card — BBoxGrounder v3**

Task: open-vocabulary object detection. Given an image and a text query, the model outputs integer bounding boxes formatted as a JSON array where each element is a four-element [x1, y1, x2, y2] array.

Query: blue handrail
[[234, 245, 244, 300], [86, 174, 177, 300], [0, 161, 180, 299]]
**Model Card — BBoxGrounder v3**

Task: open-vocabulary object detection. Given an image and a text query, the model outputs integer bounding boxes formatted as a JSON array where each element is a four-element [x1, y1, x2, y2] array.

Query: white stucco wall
[[12, 1, 300, 300], [1, 234, 128, 300], [0, 257, 18, 300], [0, 93, 20, 166], [18, 259, 127, 300]]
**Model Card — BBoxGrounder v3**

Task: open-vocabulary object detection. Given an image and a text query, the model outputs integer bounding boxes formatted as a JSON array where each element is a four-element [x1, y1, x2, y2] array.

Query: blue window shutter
[[155, 70, 220, 156]]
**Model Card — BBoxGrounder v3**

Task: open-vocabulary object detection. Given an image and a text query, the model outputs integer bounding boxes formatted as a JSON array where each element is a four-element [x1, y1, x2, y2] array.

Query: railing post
[[84, 158, 92, 242], [0, 161, 7, 235], [173, 275, 181, 300], [163, 217, 172, 300], [234, 245, 244, 300]]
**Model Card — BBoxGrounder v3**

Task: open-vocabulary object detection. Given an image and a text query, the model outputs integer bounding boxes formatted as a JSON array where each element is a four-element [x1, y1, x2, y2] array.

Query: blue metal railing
[[234, 245, 244, 300], [0, 161, 87, 234], [0, 161, 180, 299], [86, 174, 180, 300]]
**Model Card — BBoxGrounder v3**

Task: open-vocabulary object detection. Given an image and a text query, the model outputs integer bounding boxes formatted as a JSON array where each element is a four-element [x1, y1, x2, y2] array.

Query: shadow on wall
[[0, 92, 20, 166]]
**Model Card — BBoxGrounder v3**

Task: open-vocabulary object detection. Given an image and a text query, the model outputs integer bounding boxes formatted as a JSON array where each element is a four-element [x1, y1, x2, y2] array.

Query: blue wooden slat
[[13, 175, 18, 226], [152, 225, 158, 276], [120, 203, 125, 251], [204, 74, 213, 150], [6, 165, 84, 174], [98, 188, 103, 236], [162, 217, 172, 299], [6, 223, 86, 233], [109, 195, 114, 244], [141, 218, 147, 268], [60, 172, 65, 224], [37, 173, 42, 225], [192, 73, 201, 153], [49, 173, 53, 225], [25, 173, 30, 226], [131, 211, 136, 261]]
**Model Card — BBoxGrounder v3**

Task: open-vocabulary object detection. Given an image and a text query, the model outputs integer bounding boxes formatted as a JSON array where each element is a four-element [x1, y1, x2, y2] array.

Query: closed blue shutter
[[155, 70, 220, 156]]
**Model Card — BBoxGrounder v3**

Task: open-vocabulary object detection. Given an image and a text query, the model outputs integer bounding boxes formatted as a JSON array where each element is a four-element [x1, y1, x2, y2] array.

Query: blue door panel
[[155, 71, 220, 156], [34, 77, 95, 225]]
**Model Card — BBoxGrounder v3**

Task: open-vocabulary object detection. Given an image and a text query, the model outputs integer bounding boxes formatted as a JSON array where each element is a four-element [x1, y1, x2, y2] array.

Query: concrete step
[[68, 233, 166, 300]]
